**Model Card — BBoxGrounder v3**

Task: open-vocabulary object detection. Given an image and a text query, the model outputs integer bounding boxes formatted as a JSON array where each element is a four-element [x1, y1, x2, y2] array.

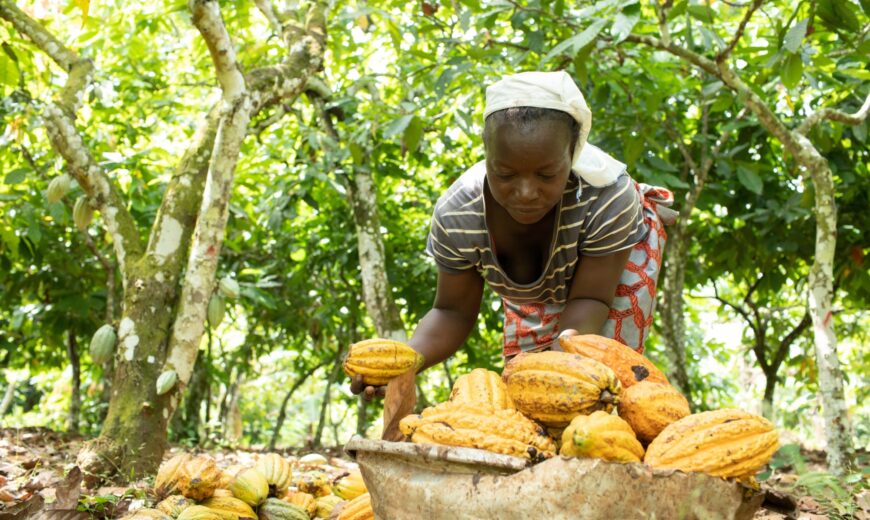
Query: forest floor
[[0, 427, 866, 519]]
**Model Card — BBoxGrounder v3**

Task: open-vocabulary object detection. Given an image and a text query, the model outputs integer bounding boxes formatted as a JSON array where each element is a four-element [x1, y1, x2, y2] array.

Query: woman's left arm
[[557, 248, 632, 339]]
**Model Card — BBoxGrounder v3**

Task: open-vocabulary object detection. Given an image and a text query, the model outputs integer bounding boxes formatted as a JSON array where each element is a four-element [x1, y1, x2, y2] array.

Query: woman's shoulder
[[433, 161, 487, 218]]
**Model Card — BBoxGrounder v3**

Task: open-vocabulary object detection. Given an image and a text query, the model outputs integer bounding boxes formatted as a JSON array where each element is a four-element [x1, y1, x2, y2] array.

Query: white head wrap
[[484, 71, 625, 187]]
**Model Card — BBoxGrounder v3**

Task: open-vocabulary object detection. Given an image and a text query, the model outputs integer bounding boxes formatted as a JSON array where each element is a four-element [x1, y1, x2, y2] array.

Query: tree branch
[[625, 34, 806, 159], [772, 311, 811, 370], [796, 93, 870, 136], [1, 0, 144, 275], [0, 1, 76, 70], [711, 282, 757, 336], [255, 0, 283, 34], [190, 0, 246, 98], [164, 0, 253, 385], [664, 120, 699, 173], [716, 0, 763, 63]]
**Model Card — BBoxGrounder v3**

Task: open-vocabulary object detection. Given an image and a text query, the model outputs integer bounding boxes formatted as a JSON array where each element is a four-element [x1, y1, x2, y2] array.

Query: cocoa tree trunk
[[762, 372, 776, 421], [66, 332, 81, 433], [659, 228, 691, 398], [0, 0, 328, 481]]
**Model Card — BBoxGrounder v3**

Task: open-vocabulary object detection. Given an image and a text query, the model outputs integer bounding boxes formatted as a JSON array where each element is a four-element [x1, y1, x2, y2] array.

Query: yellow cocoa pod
[[644, 409, 780, 479], [254, 453, 293, 495], [618, 381, 690, 443], [342, 338, 423, 386], [336, 492, 373, 520], [405, 402, 556, 460], [283, 491, 317, 517], [331, 469, 366, 500], [155, 453, 194, 498], [559, 334, 668, 389], [211, 489, 234, 498], [176, 455, 221, 501], [503, 351, 621, 428], [217, 465, 245, 489], [449, 368, 514, 410], [315, 495, 344, 518], [175, 506, 224, 520], [199, 497, 257, 520], [229, 468, 269, 507], [560, 411, 644, 462], [156, 495, 194, 518], [293, 472, 332, 497]]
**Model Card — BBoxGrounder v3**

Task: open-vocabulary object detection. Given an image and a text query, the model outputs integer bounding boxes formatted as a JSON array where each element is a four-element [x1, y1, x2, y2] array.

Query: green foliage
[[762, 444, 869, 518], [1, 0, 867, 460]]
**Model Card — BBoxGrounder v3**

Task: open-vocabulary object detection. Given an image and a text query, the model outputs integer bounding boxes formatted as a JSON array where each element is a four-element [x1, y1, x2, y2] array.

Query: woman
[[353, 71, 674, 440]]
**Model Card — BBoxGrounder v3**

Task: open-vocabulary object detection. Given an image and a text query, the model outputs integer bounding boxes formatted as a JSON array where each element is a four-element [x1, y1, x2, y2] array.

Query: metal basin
[[345, 436, 763, 520]]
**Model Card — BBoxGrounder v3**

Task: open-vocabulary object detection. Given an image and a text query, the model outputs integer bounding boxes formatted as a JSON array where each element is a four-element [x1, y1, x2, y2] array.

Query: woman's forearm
[[409, 307, 478, 370], [559, 298, 610, 335]]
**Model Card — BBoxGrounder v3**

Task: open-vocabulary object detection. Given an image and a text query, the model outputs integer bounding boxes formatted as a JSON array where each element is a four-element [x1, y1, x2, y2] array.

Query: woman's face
[[485, 119, 574, 225]]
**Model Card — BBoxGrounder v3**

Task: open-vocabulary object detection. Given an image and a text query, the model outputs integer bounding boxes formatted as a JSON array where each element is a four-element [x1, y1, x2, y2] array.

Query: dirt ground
[[0, 427, 866, 519]]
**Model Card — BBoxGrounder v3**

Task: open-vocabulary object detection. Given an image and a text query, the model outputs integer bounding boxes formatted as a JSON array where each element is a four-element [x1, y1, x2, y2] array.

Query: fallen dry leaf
[[51, 466, 83, 510], [24, 470, 57, 492]]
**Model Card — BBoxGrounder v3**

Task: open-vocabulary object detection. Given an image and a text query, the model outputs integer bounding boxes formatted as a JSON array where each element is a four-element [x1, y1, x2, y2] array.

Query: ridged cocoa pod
[[283, 491, 317, 517], [254, 453, 293, 496], [199, 496, 257, 520], [218, 277, 240, 300], [89, 324, 116, 365], [156, 495, 194, 518], [229, 468, 269, 507], [331, 469, 366, 500], [217, 465, 245, 489], [400, 401, 556, 460], [155, 453, 194, 498], [293, 472, 332, 498], [315, 495, 344, 519], [258, 498, 309, 520], [618, 381, 690, 443], [176, 455, 221, 501], [207, 294, 225, 328], [73, 196, 94, 230], [558, 334, 668, 388], [644, 408, 780, 478], [175, 505, 223, 520], [334, 492, 373, 520], [46, 174, 71, 203], [560, 411, 645, 462], [156, 370, 177, 396], [449, 368, 514, 410], [342, 338, 424, 386], [503, 351, 621, 428]]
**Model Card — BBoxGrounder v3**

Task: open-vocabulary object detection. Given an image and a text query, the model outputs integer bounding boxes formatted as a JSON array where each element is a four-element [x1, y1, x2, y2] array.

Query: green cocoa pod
[[89, 324, 116, 364], [207, 294, 225, 328], [46, 174, 71, 204], [218, 277, 240, 300], [73, 196, 94, 230], [257, 498, 309, 520], [156, 369, 178, 396]]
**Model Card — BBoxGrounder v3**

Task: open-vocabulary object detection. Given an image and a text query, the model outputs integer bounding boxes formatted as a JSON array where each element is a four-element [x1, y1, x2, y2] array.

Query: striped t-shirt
[[426, 161, 649, 306]]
